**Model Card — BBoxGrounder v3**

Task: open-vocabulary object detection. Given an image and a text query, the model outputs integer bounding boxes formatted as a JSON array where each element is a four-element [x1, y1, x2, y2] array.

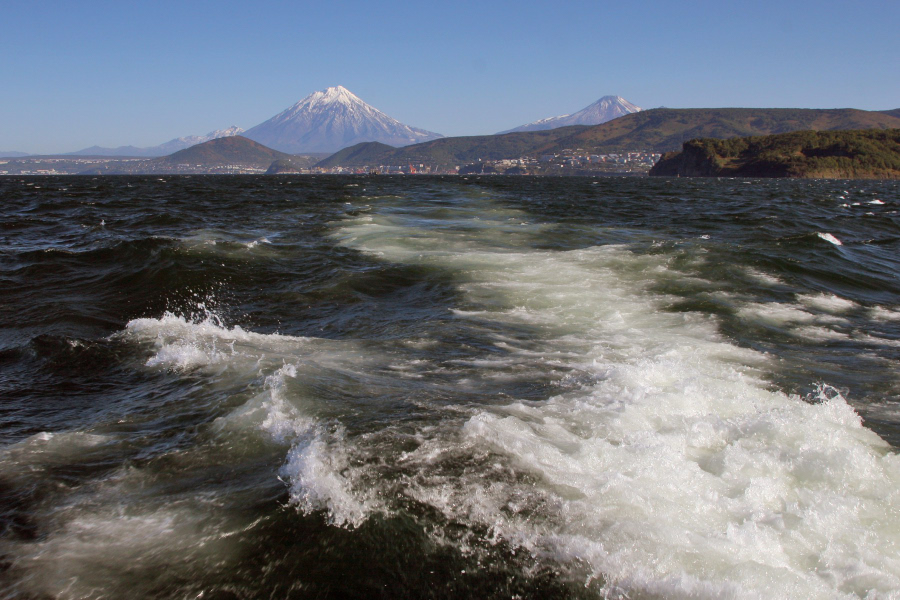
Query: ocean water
[[2, 175, 900, 599]]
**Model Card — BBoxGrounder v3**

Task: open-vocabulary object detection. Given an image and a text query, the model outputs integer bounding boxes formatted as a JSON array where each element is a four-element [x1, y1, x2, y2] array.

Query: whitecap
[[817, 232, 843, 246], [121, 312, 308, 372], [797, 293, 857, 314], [281, 425, 379, 528]]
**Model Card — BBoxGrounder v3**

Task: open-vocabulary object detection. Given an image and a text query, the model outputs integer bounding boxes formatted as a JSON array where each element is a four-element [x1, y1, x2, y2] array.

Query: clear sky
[[2, 0, 898, 154]]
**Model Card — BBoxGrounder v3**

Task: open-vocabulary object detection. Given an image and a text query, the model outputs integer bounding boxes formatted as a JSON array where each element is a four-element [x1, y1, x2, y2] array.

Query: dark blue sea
[[2, 175, 900, 599]]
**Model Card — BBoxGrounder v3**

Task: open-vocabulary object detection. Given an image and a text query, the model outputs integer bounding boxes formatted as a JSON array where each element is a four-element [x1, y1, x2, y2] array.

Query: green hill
[[558, 108, 900, 154], [316, 108, 900, 168], [315, 142, 397, 168], [265, 154, 330, 174], [649, 129, 900, 179], [314, 130, 575, 168], [152, 136, 293, 168], [82, 136, 296, 174]]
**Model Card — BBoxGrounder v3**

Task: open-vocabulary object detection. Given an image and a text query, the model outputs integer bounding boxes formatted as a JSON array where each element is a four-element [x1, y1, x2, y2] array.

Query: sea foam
[[334, 196, 900, 598], [122, 311, 377, 527]]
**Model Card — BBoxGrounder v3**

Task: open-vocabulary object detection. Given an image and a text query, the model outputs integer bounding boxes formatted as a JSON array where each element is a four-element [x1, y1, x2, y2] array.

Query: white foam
[[729, 295, 858, 342], [0, 431, 114, 478], [122, 312, 309, 372], [281, 426, 379, 528], [213, 363, 314, 442], [870, 306, 900, 322], [817, 233, 843, 246], [244, 237, 269, 249], [213, 361, 374, 526], [179, 230, 278, 258], [854, 333, 900, 348], [333, 196, 900, 598], [737, 302, 820, 326], [451, 394, 896, 594], [791, 325, 853, 342], [121, 312, 381, 528], [4, 470, 240, 599], [3, 326, 381, 595], [742, 267, 784, 287], [797, 293, 858, 314], [736, 302, 850, 332]]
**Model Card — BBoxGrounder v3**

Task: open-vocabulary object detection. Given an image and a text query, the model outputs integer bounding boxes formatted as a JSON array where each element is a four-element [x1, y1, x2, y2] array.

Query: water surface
[[2, 175, 900, 599]]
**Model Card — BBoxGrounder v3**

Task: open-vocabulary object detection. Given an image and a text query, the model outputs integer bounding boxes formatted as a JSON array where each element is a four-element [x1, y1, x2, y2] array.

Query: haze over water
[[2, 175, 900, 599]]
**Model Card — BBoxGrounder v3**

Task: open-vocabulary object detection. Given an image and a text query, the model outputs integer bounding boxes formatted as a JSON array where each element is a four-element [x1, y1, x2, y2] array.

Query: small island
[[649, 129, 900, 179]]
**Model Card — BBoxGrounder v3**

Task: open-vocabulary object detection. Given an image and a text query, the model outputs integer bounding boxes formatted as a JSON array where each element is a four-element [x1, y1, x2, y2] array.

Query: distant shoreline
[[650, 129, 900, 179]]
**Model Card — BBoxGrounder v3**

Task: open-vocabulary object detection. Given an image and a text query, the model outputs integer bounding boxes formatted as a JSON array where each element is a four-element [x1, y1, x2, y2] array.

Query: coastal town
[[0, 156, 146, 176], [292, 149, 663, 176], [1, 149, 663, 176]]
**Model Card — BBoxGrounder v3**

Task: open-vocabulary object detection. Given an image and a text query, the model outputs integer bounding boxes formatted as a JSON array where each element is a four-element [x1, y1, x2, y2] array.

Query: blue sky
[[2, 0, 898, 154]]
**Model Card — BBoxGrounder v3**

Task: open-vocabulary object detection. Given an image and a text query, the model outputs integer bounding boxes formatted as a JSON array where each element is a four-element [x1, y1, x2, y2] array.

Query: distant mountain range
[[0, 151, 30, 158], [317, 107, 900, 168], [243, 86, 443, 153], [69, 126, 244, 157], [500, 95, 642, 133], [10, 95, 900, 171], [45, 106, 900, 176], [61, 86, 443, 156]]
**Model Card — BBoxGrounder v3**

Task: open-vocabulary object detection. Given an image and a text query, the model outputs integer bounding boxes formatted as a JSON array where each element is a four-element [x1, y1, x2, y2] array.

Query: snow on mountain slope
[[69, 126, 245, 157], [153, 126, 245, 155], [243, 86, 443, 153], [500, 95, 642, 134]]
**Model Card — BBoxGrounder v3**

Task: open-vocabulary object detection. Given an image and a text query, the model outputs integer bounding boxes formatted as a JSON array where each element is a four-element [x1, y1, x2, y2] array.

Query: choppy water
[[2, 175, 900, 599]]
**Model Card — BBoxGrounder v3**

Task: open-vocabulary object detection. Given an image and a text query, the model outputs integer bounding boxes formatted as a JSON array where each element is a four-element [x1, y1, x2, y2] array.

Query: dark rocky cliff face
[[649, 142, 721, 176], [649, 139, 792, 177], [649, 129, 900, 179]]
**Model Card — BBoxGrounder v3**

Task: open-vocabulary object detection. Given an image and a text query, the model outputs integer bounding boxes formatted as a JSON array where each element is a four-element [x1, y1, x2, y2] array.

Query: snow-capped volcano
[[243, 86, 443, 153], [500, 95, 642, 133]]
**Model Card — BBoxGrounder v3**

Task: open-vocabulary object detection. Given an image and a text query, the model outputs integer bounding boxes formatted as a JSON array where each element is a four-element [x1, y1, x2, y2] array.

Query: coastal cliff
[[650, 129, 900, 178]]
